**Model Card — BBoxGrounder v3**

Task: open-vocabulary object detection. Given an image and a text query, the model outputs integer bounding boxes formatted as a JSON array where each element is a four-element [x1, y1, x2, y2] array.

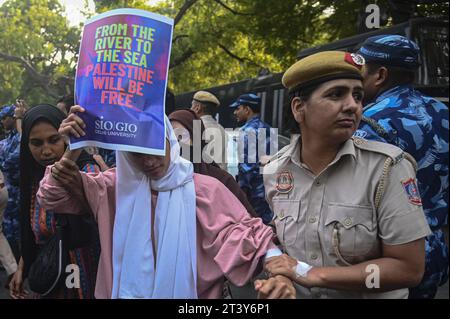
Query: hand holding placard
[[74, 9, 173, 155], [60, 105, 87, 162]]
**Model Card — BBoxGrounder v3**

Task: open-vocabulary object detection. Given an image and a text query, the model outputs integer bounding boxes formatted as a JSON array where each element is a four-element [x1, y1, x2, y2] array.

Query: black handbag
[[62, 214, 95, 250], [27, 214, 95, 296], [28, 216, 68, 296]]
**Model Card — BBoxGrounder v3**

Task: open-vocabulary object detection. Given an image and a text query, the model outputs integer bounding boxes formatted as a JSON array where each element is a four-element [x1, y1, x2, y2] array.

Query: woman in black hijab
[[9, 104, 99, 299], [169, 109, 257, 217]]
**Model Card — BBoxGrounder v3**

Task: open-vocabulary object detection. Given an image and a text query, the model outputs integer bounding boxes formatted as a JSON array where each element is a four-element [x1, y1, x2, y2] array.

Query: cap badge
[[344, 52, 365, 69], [351, 53, 365, 65]]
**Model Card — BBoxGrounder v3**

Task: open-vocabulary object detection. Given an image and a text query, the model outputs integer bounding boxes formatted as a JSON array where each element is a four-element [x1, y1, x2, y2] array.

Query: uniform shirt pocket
[[272, 199, 301, 246], [324, 203, 379, 262]]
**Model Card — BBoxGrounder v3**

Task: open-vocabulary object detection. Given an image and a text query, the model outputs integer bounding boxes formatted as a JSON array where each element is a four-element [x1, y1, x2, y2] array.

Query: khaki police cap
[[193, 91, 220, 106], [282, 51, 365, 92]]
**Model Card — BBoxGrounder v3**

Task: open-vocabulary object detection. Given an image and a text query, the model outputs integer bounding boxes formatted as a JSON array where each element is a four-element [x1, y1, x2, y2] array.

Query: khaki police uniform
[[263, 136, 431, 299], [201, 114, 228, 170], [193, 91, 228, 170]]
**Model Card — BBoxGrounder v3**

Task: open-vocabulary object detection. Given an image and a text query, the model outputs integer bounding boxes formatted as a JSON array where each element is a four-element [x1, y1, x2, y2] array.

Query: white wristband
[[264, 248, 283, 262], [293, 260, 313, 278]]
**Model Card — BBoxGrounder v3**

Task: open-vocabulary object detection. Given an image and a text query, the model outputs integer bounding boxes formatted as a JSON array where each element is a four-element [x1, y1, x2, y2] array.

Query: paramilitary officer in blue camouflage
[[0, 105, 21, 257], [230, 93, 274, 224], [263, 51, 431, 299], [355, 35, 449, 299]]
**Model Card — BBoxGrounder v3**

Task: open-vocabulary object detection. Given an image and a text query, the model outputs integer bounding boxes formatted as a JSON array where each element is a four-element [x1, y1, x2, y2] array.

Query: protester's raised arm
[[14, 99, 27, 135], [37, 164, 116, 223], [36, 165, 85, 215]]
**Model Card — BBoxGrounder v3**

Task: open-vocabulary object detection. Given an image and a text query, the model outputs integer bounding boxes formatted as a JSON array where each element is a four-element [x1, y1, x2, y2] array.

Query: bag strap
[[40, 215, 68, 296]]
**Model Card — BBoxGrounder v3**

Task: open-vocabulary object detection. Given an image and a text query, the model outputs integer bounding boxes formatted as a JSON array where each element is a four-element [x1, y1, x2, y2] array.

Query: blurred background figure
[[169, 108, 257, 218], [0, 104, 22, 260], [229, 93, 273, 224], [191, 91, 228, 171], [0, 170, 17, 290]]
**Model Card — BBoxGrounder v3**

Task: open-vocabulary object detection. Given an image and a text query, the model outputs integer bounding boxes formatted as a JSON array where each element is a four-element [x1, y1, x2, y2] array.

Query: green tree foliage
[[0, 0, 448, 105], [162, 0, 361, 93], [0, 0, 80, 106], [90, 0, 448, 94]]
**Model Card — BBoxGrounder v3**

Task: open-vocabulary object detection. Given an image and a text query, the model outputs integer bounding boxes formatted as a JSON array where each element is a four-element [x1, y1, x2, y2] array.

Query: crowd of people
[[0, 34, 448, 299]]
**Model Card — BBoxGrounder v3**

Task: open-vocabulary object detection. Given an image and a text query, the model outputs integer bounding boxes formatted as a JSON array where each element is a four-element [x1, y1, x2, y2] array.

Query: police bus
[[174, 17, 449, 138]]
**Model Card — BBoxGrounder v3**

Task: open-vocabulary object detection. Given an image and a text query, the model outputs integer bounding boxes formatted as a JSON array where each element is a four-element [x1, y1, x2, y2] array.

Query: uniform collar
[[332, 138, 357, 164], [287, 135, 302, 167], [241, 115, 260, 129], [364, 84, 412, 112], [246, 115, 260, 124], [288, 137, 356, 170], [200, 114, 214, 121]]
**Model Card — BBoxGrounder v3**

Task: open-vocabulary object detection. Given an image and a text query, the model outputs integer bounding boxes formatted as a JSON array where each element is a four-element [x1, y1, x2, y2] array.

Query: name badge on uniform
[[401, 178, 422, 205], [276, 171, 294, 194]]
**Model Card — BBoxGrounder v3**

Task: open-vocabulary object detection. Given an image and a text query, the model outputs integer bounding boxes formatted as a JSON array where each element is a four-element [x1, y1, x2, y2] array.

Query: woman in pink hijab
[[37, 105, 295, 299]]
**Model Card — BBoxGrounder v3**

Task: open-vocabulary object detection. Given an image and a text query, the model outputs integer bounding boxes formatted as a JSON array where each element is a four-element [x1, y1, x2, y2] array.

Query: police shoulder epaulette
[[267, 144, 289, 163], [352, 137, 405, 165], [265, 143, 292, 165]]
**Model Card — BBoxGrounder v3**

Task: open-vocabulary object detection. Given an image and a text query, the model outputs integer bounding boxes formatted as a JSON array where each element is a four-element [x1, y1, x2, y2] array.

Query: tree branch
[[0, 51, 59, 98], [0, 52, 48, 82], [170, 48, 194, 69], [217, 43, 266, 70], [172, 34, 189, 43], [20, 82, 41, 98], [213, 0, 253, 15], [174, 0, 198, 27], [49, 50, 60, 65], [218, 43, 246, 63]]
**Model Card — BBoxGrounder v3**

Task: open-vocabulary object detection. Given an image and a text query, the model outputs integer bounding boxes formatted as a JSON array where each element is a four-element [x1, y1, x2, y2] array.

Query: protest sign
[[73, 8, 173, 155]]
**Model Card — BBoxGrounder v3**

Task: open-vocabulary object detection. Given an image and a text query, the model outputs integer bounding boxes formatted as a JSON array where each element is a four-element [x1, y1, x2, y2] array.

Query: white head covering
[[111, 116, 197, 299]]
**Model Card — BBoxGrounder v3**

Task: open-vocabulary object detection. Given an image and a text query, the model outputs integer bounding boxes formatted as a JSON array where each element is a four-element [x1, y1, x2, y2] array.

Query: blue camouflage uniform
[[230, 94, 273, 224], [356, 35, 449, 299], [0, 105, 21, 252]]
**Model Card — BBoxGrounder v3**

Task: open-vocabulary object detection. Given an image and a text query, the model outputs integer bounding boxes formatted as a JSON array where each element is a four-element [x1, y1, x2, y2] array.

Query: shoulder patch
[[401, 178, 422, 206], [352, 137, 404, 165]]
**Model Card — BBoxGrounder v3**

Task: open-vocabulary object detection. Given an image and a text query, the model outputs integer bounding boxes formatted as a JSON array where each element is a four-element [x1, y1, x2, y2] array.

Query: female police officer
[[261, 51, 431, 299]]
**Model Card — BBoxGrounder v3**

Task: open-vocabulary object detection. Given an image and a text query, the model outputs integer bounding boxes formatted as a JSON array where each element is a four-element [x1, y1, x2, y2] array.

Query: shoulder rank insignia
[[401, 178, 422, 205], [276, 171, 294, 194]]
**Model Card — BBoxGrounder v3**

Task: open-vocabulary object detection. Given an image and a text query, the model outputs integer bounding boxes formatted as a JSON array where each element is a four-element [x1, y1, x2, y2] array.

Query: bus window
[[415, 24, 449, 86]]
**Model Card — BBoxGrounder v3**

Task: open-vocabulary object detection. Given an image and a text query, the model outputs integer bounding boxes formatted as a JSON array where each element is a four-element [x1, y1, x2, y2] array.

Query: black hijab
[[19, 104, 94, 275]]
